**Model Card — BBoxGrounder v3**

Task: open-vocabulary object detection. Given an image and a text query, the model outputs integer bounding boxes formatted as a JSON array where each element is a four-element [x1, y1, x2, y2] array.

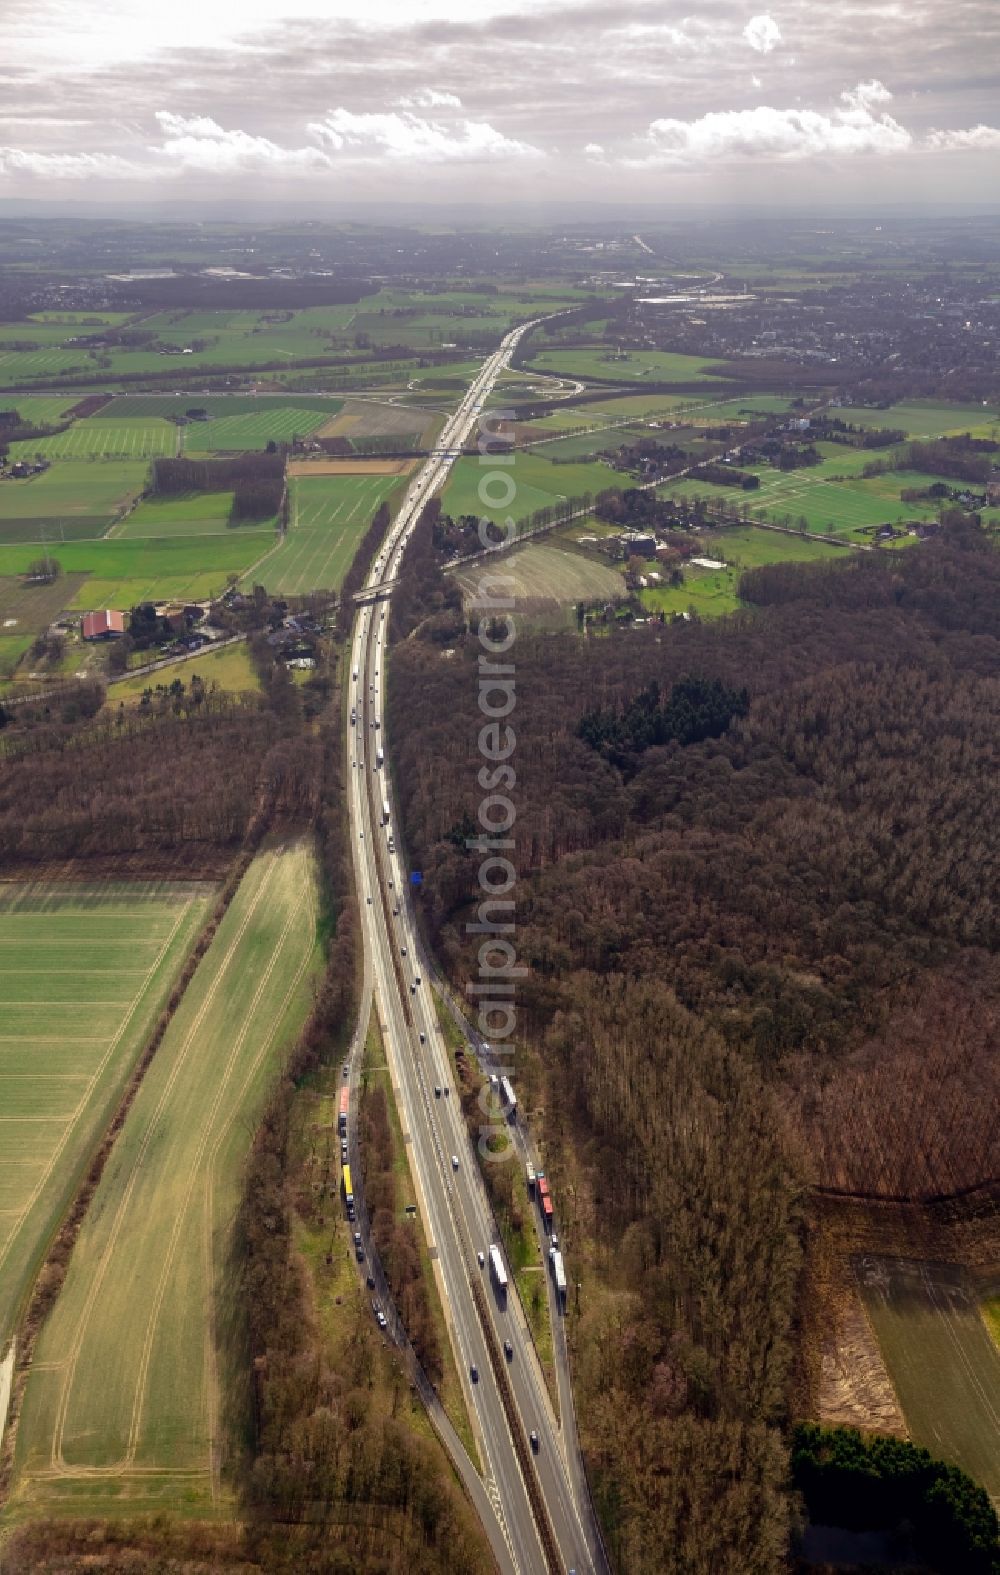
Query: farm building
[[82, 609, 125, 641], [620, 532, 658, 559]]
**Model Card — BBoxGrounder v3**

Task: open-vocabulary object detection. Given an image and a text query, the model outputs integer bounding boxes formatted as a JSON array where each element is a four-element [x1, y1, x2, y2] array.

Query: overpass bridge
[[352, 578, 399, 604]]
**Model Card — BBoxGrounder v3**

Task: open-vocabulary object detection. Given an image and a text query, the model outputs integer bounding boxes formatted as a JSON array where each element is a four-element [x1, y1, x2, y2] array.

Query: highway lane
[[353, 616, 547, 1575], [346, 321, 601, 1573]]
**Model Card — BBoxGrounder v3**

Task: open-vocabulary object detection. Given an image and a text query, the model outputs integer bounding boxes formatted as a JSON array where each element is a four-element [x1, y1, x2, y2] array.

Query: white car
[[451, 1155, 459, 1171]]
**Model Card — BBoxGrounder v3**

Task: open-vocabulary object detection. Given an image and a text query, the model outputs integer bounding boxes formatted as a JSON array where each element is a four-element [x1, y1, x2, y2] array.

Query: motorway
[[346, 322, 605, 1575]]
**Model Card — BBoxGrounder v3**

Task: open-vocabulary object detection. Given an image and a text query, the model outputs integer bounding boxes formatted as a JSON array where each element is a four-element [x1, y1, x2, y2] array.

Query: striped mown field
[[261, 471, 401, 595], [181, 406, 332, 453], [8, 420, 176, 462], [857, 1254, 1000, 1504], [0, 881, 213, 1348], [6, 842, 321, 1522]]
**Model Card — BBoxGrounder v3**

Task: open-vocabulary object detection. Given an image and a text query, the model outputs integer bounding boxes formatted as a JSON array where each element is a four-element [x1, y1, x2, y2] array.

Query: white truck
[[488, 1243, 508, 1296], [381, 799, 390, 826], [499, 1075, 517, 1121], [549, 1246, 567, 1308]]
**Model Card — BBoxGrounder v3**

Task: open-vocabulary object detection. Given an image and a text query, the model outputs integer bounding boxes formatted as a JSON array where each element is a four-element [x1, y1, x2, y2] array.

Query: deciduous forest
[[386, 525, 1000, 1569]]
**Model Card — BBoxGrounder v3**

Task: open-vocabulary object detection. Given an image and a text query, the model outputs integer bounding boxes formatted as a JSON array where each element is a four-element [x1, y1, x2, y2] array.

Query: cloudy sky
[[2, 0, 998, 205]]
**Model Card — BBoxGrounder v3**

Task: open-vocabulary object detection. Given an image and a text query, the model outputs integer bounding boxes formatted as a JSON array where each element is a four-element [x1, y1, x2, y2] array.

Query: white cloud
[[309, 108, 542, 163], [641, 79, 911, 165], [743, 13, 782, 55], [0, 145, 138, 179], [842, 79, 893, 111], [926, 123, 1000, 151], [396, 88, 463, 109], [154, 111, 329, 174], [751, 74, 762, 89], [0, 103, 544, 185], [584, 142, 605, 157]]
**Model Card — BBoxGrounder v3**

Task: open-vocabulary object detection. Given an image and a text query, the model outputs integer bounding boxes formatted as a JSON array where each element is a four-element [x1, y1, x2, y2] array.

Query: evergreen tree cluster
[[792, 1424, 999, 1574], [578, 675, 749, 772]]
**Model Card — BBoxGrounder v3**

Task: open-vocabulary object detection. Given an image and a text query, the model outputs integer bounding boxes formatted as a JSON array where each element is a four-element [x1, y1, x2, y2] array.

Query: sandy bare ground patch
[[451, 540, 625, 625], [819, 1290, 908, 1434], [319, 400, 430, 440], [286, 457, 415, 477]]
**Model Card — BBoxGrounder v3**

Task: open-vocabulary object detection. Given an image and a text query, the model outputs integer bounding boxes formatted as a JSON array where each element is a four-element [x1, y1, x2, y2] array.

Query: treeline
[[385, 528, 1000, 1564], [595, 487, 683, 529], [0, 405, 69, 452], [689, 460, 760, 489], [358, 1082, 443, 1381], [109, 276, 377, 311], [860, 434, 999, 486], [792, 1424, 998, 1574], [612, 438, 690, 473], [0, 697, 315, 868], [335, 499, 391, 637], [814, 418, 907, 449], [0, 677, 104, 733], [390, 497, 464, 645], [905, 436, 997, 484], [152, 452, 285, 521]]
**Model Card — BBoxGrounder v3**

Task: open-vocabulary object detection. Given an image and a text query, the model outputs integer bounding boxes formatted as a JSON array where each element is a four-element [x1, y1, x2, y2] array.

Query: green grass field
[[658, 464, 944, 542], [841, 401, 1000, 439], [181, 406, 333, 453], [0, 880, 213, 1348], [0, 463, 149, 544], [441, 449, 618, 528], [27, 313, 134, 328], [0, 292, 591, 394], [109, 641, 261, 704], [6, 842, 320, 1522], [96, 395, 342, 421], [639, 526, 846, 619], [856, 1255, 1000, 1503], [0, 398, 78, 425], [0, 348, 97, 383], [524, 347, 734, 384], [9, 421, 175, 462], [111, 491, 266, 542], [0, 534, 270, 609], [261, 472, 400, 596], [0, 632, 36, 681]]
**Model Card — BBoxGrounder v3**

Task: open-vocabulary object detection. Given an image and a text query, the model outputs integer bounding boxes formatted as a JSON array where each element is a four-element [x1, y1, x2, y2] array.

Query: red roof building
[[82, 609, 125, 641]]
